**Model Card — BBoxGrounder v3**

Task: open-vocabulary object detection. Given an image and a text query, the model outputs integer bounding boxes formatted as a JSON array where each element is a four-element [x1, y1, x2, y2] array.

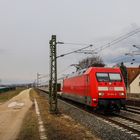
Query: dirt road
[[0, 88, 33, 140]]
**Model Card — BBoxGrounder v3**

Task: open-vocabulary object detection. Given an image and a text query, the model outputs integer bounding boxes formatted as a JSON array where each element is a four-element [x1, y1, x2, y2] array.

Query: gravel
[[39, 90, 140, 140]]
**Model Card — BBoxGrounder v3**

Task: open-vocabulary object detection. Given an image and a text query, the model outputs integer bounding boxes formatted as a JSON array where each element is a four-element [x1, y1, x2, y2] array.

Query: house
[[127, 67, 140, 94]]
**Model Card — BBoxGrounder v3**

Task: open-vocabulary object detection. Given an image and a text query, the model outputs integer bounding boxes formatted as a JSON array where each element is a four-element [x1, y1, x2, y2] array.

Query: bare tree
[[78, 56, 105, 70]]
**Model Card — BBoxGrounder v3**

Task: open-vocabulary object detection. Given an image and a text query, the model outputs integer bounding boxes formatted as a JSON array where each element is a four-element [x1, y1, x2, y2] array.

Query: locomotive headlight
[[99, 92, 104, 96], [119, 92, 125, 96]]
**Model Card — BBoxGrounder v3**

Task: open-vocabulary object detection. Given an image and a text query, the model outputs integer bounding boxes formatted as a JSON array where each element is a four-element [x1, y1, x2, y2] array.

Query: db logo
[[109, 87, 114, 91]]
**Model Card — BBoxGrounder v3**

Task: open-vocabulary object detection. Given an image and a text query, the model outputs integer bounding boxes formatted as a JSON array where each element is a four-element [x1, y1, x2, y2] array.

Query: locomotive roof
[[66, 67, 120, 78], [66, 68, 87, 78], [85, 67, 120, 74]]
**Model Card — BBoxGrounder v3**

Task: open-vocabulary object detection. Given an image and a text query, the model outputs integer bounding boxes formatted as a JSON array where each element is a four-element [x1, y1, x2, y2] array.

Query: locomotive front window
[[96, 72, 122, 82], [109, 73, 121, 81], [96, 73, 109, 82]]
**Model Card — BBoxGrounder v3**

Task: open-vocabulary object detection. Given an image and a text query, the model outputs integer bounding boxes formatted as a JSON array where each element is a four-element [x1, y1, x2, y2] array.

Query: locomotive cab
[[93, 69, 126, 112]]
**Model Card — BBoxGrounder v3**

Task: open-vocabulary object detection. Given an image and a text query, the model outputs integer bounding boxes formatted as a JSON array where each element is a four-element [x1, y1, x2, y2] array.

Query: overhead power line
[[57, 44, 93, 58], [112, 57, 135, 63], [38, 74, 49, 79], [57, 42, 90, 46], [125, 52, 140, 55], [95, 28, 140, 53], [75, 50, 97, 55]]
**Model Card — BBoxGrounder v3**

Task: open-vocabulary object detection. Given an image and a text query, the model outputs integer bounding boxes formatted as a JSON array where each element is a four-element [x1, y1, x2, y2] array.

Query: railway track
[[59, 97, 140, 138], [119, 111, 140, 124], [38, 89, 140, 139], [127, 106, 140, 111], [107, 115, 140, 136], [126, 106, 140, 115]]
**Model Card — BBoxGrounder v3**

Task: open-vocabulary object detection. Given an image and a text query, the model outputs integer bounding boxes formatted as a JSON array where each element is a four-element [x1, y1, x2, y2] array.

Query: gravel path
[[0, 88, 33, 140]]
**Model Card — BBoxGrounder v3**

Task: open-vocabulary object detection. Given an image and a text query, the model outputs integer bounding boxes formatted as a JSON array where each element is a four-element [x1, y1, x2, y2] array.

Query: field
[[0, 88, 25, 103]]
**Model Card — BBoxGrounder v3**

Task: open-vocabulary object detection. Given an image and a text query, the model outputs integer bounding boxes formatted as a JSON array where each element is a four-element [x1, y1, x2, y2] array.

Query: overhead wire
[[94, 28, 140, 53], [57, 44, 93, 58], [42, 28, 140, 85], [38, 74, 49, 79], [57, 42, 91, 46], [92, 28, 140, 65]]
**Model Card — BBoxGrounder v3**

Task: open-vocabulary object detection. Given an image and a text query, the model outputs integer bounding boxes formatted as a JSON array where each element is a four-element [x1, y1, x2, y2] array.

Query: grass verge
[[0, 88, 25, 103], [36, 89, 100, 140], [17, 89, 100, 140], [16, 89, 40, 140]]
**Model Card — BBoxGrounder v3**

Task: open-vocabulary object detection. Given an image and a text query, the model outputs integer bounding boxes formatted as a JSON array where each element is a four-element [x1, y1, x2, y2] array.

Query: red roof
[[127, 67, 140, 84]]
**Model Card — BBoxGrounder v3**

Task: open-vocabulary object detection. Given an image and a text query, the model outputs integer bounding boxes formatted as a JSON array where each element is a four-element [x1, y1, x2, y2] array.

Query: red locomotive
[[61, 67, 126, 112]]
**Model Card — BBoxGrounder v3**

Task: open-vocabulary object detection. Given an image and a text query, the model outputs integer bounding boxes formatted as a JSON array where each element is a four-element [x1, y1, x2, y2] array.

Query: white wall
[[130, 74, 140, 94]]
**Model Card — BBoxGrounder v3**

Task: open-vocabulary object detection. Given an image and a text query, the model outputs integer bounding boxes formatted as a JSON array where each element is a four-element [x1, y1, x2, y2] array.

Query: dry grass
[[16, 89, 40, 140], [0, 88, 25, 103], [17, 89, 100, 140], [16, 105, 40, 140], [36, 90, 100, 140]]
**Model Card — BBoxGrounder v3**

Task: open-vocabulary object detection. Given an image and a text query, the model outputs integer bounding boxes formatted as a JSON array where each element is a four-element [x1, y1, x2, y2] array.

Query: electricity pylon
[[49, 35, 58, 113]]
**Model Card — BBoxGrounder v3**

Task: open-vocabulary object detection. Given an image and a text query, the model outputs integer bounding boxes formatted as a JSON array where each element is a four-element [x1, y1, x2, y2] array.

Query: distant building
[[127, 67, 140, 94]]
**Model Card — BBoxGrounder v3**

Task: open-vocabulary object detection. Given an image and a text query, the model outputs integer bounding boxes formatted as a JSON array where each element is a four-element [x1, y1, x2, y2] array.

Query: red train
[[61, 67, 126, 112]]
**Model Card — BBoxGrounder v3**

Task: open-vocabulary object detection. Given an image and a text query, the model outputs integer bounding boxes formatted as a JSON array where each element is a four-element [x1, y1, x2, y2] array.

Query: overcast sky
[[0, 0, 140, 84]]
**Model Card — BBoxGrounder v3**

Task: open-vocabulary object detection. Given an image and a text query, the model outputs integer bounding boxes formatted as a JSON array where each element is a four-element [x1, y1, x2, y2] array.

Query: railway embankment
[[38, 89, 140, 140], [33, 89, 100, 140]]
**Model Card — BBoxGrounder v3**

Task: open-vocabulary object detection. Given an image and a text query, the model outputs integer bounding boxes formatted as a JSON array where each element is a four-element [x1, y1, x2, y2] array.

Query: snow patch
[[8, 101, 24, 108]]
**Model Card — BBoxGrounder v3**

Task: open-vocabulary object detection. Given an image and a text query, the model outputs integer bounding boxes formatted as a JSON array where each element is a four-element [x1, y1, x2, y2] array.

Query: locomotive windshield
[[96, 73, 109, 82], [109, 73, 121, 81], [96, 73, 122, 82]]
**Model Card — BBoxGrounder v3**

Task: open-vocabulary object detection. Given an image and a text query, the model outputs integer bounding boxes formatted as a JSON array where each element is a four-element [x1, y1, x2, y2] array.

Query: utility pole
[[49, 35, 58, 113], [48, 37, 93, 113], [37, 73, 40, 87]]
